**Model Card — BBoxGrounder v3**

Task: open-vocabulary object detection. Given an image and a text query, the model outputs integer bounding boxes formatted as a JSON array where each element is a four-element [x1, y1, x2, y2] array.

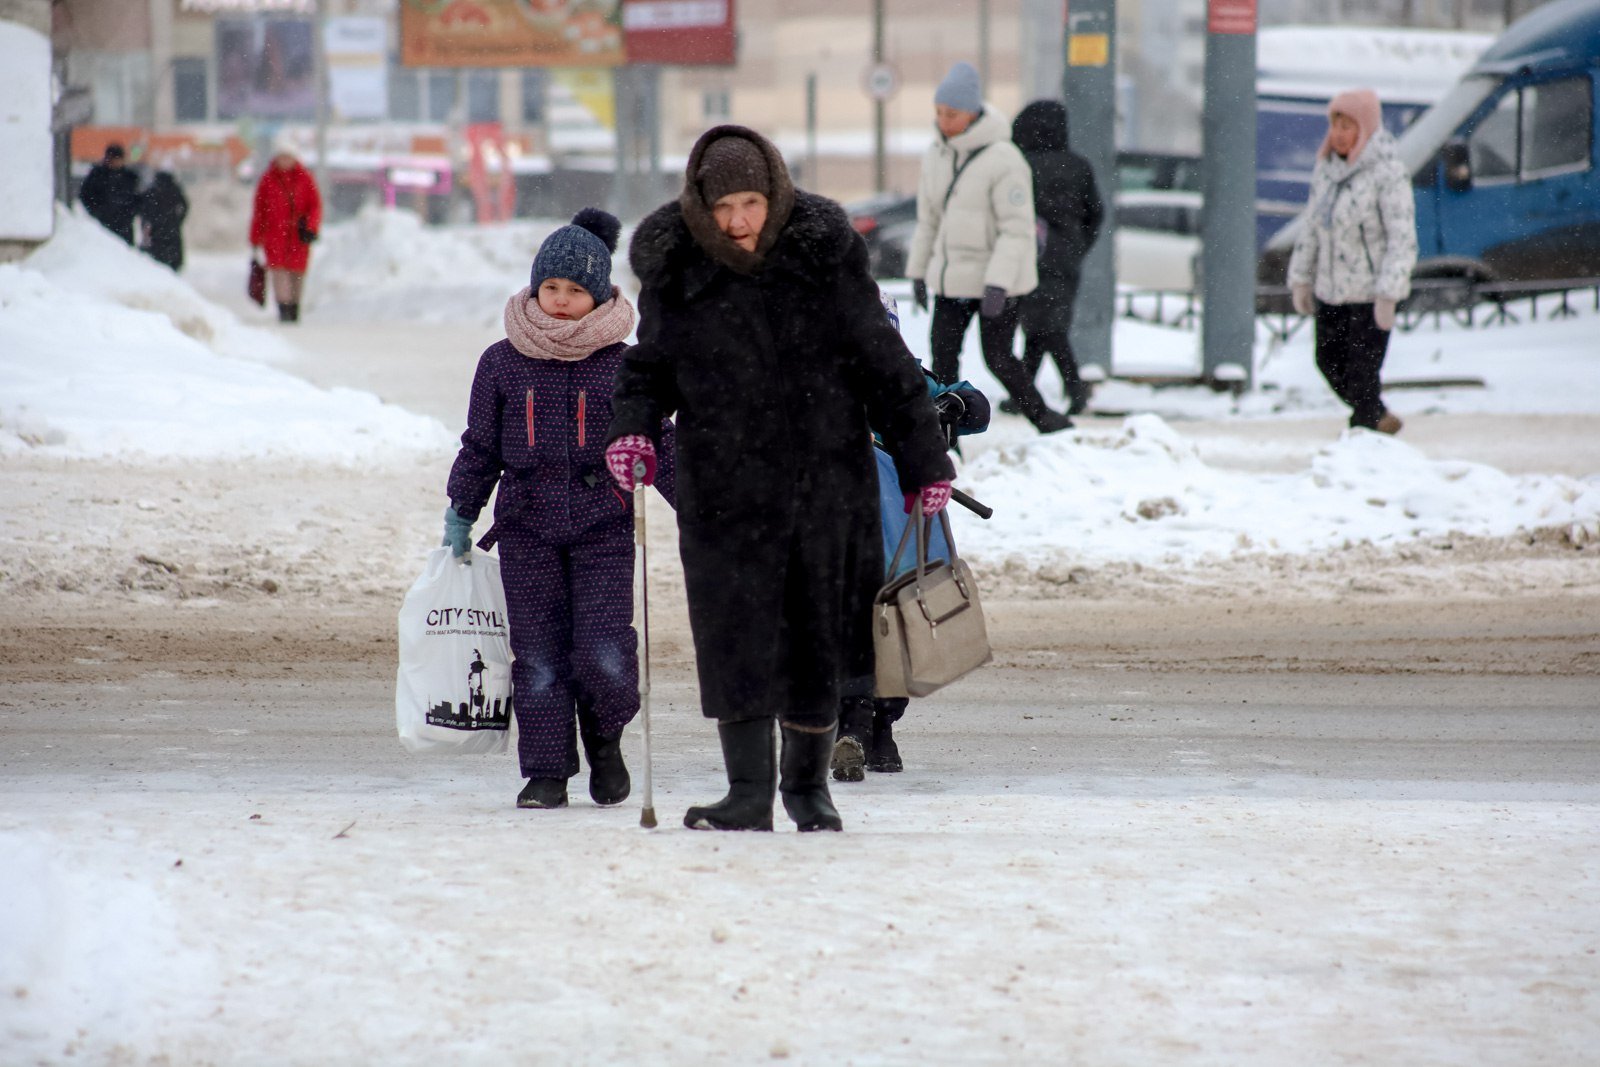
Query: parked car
[[1116, 189, 1202, 290], [845, 192, 919, 279]]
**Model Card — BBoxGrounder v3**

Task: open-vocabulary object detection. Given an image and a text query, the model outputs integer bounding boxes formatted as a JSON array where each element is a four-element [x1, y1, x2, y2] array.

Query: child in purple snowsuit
[[443, 209, 675, 811]]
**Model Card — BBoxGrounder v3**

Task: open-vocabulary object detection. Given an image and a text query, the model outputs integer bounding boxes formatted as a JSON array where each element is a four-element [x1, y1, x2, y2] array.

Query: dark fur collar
[[629, 190, 857, 296]]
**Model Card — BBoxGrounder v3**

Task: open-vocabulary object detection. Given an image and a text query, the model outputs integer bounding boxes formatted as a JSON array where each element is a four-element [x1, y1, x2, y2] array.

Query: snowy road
[[3, 596, 1597, 1065]]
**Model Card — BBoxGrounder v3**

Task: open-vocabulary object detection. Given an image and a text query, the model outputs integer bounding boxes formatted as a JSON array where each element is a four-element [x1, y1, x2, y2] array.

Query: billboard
[[325, 16, 388, 121], [215, 16, 316, 120], [623, 0, 736, 65], [399, 0, 625, 69]]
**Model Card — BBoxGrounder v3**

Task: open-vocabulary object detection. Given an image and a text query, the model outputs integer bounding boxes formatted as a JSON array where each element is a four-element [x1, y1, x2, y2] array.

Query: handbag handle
[[885, 498, 966, 581]]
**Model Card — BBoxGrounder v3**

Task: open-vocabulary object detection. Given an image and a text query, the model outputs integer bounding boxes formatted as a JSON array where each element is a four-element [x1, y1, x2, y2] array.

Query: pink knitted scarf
[[503, 286, 636, 361]]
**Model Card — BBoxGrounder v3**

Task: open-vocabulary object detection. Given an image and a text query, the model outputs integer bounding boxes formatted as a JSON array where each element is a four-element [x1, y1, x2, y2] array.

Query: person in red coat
[[248, 136, 322, 323]]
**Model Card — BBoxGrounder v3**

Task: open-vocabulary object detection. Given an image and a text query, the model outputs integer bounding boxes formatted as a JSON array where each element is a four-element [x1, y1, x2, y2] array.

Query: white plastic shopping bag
[[395, 547, 513, 754]]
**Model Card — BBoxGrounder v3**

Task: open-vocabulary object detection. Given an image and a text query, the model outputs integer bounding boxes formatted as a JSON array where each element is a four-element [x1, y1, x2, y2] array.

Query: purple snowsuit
[[447, 339, 676, 779]]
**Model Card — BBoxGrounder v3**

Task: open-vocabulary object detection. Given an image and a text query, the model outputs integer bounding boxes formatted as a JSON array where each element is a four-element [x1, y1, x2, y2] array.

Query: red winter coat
[[249, 161, 322, 273]]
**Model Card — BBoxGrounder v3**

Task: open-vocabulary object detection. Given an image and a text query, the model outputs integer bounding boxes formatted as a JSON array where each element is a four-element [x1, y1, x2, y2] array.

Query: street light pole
[[873, 0, 886, 193], [313, 0, 329, 194]]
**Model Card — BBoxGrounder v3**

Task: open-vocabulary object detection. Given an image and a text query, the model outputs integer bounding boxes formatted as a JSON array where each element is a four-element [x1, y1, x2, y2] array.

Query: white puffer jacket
[[906, 107, 1038, 300], [1288, 128, 1418, 306]]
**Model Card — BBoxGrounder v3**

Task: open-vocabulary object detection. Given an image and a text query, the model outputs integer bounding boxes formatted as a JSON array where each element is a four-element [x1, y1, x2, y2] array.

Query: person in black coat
[[605, 125, 955, 834], [78, 144, 141, 245], [139, 171, 190, 271], [1011, 101, 1104, 416]]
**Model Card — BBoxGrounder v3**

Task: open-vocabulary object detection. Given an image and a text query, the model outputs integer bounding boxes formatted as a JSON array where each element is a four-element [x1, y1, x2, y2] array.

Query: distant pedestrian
[[248, 135, 322, 324], [905, 62, 1071, 434], [139, 171, 190, 272], [78, 144, 140, 245], [444, 208, 677, 811], [1011, 100, 1104, 417], [1288, 89, 1417, 434]]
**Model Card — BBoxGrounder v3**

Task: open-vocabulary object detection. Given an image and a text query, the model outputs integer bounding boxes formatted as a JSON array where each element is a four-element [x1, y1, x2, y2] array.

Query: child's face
[[537, 278, 596, 320]]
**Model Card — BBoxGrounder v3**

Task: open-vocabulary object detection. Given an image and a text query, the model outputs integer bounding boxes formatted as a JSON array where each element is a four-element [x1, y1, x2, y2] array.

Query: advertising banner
[[623, 0, 736, 65], [215, 16, 316, 120], [400, 0, 625, 69], [325, 16, 388, 121], [1208, 0, 1257, 35]]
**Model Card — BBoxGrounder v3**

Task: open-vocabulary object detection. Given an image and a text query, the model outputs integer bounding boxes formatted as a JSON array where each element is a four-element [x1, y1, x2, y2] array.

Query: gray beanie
[[531, 208, 621, 304], [935, 62, 983, 114]]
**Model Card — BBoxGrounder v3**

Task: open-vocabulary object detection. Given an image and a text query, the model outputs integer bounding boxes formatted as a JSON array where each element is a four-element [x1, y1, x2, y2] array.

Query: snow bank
[[25, 208, 297, 366], [957, 414, 1600, 567], [0, 238, 453, 464], [307, 207, 574, 327], [0, 831, 218, 1059]]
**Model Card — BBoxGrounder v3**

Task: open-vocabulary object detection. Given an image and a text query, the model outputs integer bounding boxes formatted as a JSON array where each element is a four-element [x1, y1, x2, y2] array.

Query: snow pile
[[308, 207, 574, 326], [0, 239, 453, 463], [0, 831, 218, 1058], [956, 414, 1600, 567], [25, 208, 296, 366]]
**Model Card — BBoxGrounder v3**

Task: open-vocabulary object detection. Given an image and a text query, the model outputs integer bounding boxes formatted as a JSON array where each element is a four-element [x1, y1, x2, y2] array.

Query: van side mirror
[[1441, 141, 1472, 192]]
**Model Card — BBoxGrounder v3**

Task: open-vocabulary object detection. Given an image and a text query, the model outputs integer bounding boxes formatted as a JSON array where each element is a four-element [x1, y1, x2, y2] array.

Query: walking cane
[[633, 461, 657, 829]]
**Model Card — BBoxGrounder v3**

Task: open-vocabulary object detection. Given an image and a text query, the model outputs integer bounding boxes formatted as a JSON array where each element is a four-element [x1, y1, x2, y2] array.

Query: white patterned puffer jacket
[[1287, 128, 1418, 306]]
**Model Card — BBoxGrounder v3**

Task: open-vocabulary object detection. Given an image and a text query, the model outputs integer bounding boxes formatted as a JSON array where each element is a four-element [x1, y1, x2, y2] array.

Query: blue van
[[1262, 0, 1600, 293]]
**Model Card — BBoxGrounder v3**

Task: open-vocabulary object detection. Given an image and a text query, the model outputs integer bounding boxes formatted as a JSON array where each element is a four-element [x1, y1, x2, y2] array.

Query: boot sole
[[684, 810, 774, 831], [831, 736, 866, 782], [516, 796, 568, 809]]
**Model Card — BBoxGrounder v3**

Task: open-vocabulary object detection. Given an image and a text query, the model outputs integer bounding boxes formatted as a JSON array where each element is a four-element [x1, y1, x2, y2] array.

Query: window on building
[[702, 87, 730, 122], [390, 61, 421, 121], [521, 69, 547, 124], [173, 56, 208, 122], [1521, 77, 1592, 177], [427, 70, 458, 122], [467, 71, 500, 123]]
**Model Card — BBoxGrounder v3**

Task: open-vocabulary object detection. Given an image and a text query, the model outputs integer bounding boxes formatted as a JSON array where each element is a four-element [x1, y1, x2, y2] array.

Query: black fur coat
[[609, 189, 954, 723]]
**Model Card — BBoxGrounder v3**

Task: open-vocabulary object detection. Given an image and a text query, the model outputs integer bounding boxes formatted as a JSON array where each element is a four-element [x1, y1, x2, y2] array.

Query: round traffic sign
[[863, 63, 899, 101]]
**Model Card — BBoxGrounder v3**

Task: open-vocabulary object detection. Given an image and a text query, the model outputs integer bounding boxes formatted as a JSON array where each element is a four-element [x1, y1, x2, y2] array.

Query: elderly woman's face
[[713, 191, 769, 252], [1328, 112, 1360, 158]]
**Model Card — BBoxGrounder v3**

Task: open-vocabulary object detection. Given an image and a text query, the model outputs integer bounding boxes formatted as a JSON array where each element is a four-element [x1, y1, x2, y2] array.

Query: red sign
[[1208, 0, 1256, 35], [623, 0, 736, 65]]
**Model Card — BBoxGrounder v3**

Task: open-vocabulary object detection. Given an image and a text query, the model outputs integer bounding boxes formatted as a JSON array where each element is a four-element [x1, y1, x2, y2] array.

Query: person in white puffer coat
[[1288, 88, 1418, 435], [906, 62, 1072, 434]]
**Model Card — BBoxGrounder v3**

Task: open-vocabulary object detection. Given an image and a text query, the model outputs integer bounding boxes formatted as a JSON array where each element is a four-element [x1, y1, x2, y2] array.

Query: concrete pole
[[1061, 0, 1116, 380], [873, 0, 886, 193], [1020, 0, 1065, 102], [979, 0, 991, 91], [1199, 0, 1258, 389], [313, 0, 330, 194], [148, 0, 174, 128], [805, 72, 818, 189]]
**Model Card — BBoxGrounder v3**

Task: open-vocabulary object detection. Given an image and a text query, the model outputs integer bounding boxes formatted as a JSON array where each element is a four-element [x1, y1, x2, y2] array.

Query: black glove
[[911, 279, 928, 312], [979, 285, 1008, 319], [298, 219, 318, 244], [931, 390, 967, 439]]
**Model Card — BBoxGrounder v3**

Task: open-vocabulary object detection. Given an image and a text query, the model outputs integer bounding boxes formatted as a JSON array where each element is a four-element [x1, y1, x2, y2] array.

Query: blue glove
[[979, 285, 1008, 319], [442, 506, 474, 558]]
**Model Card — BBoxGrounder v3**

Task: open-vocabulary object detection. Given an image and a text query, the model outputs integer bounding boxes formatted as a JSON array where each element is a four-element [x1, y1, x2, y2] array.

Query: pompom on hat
[[531, 208, 622, 304]]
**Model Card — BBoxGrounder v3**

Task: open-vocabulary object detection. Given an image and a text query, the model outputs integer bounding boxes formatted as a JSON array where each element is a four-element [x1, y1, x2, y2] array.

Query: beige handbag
[[873, 501, 992, 699]]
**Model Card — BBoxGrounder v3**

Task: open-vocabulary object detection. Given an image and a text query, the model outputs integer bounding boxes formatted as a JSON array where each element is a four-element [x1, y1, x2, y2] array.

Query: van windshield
[[1396, 74, 1498, 175]]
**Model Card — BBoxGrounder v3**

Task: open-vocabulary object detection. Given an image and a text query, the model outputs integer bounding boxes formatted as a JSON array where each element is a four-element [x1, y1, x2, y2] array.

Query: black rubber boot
[[517, 777, 568, 809], [684, 718, 775, 831], [867, 704, 904, 773], [780, 722, 844, 832], [831, 697, 873, 783], [286, 302, 300, 323], [277, 302, 292, 322], [579, 719, 630, 807]]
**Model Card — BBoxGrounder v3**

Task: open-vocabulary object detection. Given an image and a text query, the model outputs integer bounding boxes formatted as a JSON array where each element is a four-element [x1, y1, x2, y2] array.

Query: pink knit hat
[[1319, 88, 1383, 162]]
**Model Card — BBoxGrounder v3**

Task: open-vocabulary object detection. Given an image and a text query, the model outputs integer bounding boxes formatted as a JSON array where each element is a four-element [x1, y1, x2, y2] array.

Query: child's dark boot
[[579, 718, 630, 806], [517, 778, 568, 809]]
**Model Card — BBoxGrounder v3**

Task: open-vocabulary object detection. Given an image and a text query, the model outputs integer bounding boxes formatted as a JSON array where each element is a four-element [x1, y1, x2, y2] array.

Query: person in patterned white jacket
[[1288, 88, 1418, 435]]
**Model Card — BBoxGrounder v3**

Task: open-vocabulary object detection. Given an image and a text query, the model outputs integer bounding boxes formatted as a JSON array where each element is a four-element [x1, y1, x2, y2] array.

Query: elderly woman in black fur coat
[[604, 125, 955, 833]]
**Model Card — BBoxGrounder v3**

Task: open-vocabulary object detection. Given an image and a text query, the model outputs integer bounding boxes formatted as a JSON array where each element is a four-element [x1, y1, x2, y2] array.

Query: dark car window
[[1522, 76, 1592, 177]]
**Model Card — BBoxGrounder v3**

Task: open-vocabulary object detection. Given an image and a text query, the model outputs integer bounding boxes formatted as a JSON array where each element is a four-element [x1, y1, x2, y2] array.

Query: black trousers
[[1018, 273, 1085, 406], [1314, 302, 1391, 430], [930, 296, 1057, 428]]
